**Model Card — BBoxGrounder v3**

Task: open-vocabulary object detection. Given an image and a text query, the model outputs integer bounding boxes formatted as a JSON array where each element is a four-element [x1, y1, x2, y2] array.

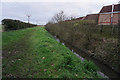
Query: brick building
[[98, 4, 120, 25]]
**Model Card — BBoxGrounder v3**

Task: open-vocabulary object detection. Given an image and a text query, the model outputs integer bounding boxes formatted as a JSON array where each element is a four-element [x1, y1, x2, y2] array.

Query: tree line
[[2, 19, 37, 31]]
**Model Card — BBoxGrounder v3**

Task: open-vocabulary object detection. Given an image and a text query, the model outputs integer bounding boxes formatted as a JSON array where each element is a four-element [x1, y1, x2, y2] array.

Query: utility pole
[[111, 4, 114, 25], [118, 1, 120, 73], [111, 4, 114, 35], [26, 14, 31, 24]]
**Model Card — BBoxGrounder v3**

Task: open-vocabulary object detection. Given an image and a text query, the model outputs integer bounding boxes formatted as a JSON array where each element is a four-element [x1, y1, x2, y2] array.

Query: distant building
[[84, 14, 99, 22], [74, 17, 85, 20], [98, 4, 120, 25], [64, 20, 71, 22], [64, 17, 85, 22]]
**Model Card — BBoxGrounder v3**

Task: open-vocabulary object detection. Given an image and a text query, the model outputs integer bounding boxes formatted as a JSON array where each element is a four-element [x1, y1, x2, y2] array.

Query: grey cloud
[[1, 1, 118, 25]]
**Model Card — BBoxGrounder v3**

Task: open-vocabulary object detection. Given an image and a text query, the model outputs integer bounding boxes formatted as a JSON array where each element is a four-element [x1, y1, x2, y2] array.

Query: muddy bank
[[45, 21, 120, 78], [53, 35, 120, 78]]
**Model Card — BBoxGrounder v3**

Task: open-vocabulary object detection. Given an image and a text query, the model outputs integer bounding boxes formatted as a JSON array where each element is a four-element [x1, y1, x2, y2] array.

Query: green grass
[[2, 28, 33, 48], [2, 27, 101, 78], [0, 25, 2, 31]]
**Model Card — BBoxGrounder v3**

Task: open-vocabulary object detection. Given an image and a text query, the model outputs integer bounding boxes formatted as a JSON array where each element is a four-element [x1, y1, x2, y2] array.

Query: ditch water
[[54, 36, 120, 79]]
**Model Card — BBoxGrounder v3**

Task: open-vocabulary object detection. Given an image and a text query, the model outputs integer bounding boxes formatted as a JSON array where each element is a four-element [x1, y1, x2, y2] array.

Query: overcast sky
[[1, 0, 119, 25]]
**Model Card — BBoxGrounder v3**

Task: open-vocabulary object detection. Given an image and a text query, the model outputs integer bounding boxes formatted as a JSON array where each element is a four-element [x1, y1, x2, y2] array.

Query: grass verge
[[2, 27, 101, 78]]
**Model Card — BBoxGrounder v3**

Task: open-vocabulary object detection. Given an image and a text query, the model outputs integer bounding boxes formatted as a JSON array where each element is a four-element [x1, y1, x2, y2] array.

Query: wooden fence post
[[100, 25, 103, 34]]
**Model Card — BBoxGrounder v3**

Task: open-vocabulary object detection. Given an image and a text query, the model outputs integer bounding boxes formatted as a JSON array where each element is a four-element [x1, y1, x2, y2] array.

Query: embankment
[[45, 21, 120, 74], [2, 27, 101, 78]]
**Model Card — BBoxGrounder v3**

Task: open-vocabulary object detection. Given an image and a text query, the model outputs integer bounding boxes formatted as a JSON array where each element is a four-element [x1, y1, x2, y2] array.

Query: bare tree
[[51, 11, 67, 23]]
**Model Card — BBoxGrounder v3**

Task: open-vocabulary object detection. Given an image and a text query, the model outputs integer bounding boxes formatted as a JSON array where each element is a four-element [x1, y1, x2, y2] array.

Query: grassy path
[[2, 27, 101, 78], [3, 28, 36, 77]]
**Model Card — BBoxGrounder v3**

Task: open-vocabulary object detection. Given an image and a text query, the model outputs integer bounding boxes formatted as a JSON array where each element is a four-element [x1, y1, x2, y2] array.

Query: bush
[[45, 20, 97, 49], [2, 19, 37, 31]]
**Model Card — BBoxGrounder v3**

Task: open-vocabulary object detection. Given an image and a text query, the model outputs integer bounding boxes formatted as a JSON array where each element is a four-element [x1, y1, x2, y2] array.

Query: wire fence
[[95, 25, 119, 38]]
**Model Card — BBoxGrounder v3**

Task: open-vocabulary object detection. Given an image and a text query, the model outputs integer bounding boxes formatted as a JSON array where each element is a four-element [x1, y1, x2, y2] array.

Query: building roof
[[64, 17, 85, 22], [65, 20, 71, 22], [73, 17, 85, 20], [99, 4, 120, 13]]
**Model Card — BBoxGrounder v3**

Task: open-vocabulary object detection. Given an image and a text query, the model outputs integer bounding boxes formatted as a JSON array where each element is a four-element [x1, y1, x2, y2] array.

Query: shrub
[[2, 19, 37, 31], [45, 20, 97, 49]]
